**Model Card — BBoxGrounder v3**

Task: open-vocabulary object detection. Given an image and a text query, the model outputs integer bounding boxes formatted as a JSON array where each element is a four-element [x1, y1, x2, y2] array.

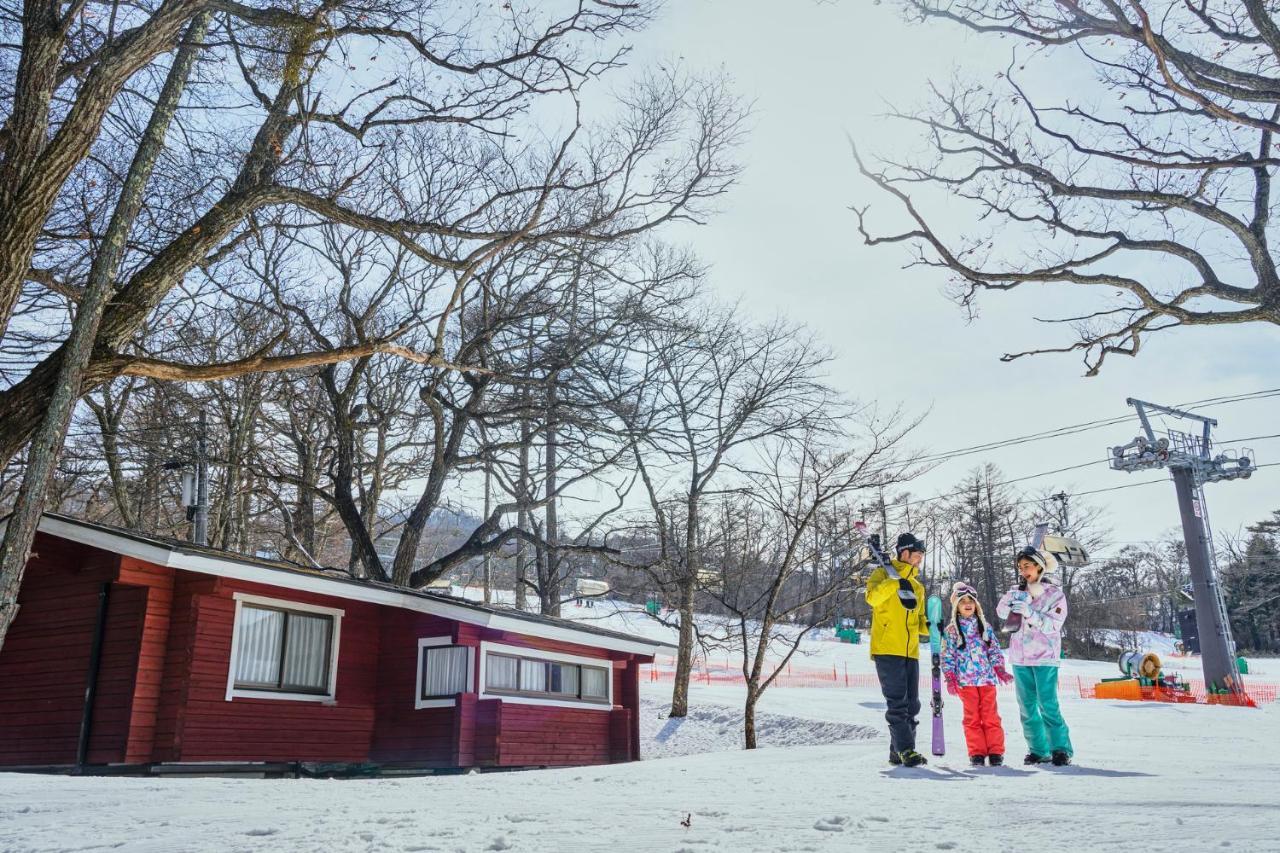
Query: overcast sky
[[621, 0, 1280, 551]]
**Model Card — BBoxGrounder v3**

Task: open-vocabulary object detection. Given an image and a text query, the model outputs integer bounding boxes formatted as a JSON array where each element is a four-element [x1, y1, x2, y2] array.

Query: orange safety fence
[[644, 657, 1004, 691], [642, 657, 1278, 704]]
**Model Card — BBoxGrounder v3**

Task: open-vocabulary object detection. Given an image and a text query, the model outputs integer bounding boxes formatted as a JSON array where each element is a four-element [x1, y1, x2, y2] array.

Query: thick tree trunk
[[542, 379, 561, 617], [669, 491, 701, 718], [0, 12, 212, 651], [515, 395, 531, 611], [744, 687, 759, 749], [296, 447, 317, 556], [0, 3, 201, 337], [669, 572, 696, 717]]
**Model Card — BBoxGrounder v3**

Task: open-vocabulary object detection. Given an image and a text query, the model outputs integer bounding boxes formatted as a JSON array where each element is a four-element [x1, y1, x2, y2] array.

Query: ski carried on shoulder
[[852, 522, 916, 608], [927, 594, 945, 756]]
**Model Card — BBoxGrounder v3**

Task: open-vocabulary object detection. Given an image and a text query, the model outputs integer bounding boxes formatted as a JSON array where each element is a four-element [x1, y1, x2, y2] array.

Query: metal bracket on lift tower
[[1110, 398, 1254, 486]]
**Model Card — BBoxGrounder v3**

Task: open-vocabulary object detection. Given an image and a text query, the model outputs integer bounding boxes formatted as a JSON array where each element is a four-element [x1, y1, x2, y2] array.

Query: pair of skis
[[855, 523, 945, 757]]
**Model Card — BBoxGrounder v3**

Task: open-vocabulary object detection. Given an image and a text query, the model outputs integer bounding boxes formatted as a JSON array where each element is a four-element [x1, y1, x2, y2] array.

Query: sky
[[597, 0, 1280, 552]]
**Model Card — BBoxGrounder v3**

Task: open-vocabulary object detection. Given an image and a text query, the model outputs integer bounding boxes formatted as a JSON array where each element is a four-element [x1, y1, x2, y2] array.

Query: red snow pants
[[958, 685, 1005, 757]]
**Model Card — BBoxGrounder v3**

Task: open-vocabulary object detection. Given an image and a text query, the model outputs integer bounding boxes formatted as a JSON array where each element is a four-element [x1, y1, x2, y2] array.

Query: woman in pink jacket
[[996, 545, 1074, 766]]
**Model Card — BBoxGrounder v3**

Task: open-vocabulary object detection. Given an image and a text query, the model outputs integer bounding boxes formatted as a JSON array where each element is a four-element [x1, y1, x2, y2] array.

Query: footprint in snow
[[813, 816, 848, 832], [244, 828, 278, 837]]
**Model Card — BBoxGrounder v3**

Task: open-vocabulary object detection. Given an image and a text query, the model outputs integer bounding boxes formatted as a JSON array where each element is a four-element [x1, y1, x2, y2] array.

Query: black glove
[[896, 578, 917, 609]]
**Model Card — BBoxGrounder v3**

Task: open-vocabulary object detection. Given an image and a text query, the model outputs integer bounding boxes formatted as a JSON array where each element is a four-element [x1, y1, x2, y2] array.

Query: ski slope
[[2, 599, 1276, 852]]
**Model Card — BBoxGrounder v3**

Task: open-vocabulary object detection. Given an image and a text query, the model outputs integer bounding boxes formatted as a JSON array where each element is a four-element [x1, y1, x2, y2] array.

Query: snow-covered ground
[[1093, 629, 1183, 658], [3, 599, 1276, 852]]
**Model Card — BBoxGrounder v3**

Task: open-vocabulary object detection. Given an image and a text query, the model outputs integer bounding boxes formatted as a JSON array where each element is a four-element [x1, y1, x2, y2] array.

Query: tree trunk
[[515, 394, 531, 611], [542, 378, 561, 617], [482, 440, 492, 605], [670, 488, 702, 718], [744, 686, 759, 749], [669, 572, 696, 717], [0, 12, 212, 651]]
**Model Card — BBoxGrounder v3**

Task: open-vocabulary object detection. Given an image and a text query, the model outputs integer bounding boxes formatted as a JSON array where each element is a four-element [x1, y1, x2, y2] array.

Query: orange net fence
[[644, 656, 1003, 691], [642, 655, 1277, 704]]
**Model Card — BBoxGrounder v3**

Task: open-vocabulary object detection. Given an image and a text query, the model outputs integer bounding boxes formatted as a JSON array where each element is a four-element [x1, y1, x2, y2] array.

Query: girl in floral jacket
[[942, 581, 1013, 766]]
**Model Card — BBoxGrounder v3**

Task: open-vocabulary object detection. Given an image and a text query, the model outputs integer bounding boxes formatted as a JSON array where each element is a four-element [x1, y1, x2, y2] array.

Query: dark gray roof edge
[[31, 512, 664, 651]]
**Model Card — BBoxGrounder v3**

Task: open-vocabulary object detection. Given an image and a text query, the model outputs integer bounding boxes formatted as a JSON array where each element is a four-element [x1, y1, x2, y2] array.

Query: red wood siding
[[0, 534, 118, 765], [117, 558, 175, 763], [165, 576, 380, 763], [475, 698, 501, 765], [493, 703, 612, 766], [152, 572, 213, 762], [85, 585, 147, 764], [369, 609, 458, 765]]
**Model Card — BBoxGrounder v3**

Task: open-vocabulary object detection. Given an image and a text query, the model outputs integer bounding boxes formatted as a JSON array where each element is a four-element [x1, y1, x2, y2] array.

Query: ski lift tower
[[1108, 398, 1256, 696]]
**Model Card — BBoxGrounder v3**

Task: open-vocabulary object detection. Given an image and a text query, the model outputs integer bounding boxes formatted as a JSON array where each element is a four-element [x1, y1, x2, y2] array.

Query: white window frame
[[414, 636, 474, 709], [477, 640, 614, 711], [225, 592, 343, 703]]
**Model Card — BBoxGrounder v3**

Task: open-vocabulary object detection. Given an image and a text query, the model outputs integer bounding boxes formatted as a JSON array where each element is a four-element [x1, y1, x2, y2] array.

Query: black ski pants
[[874, 654, 920, 755]]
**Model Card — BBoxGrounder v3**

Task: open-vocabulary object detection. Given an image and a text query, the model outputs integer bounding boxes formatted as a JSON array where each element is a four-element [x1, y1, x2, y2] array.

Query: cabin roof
[[8, 513, 672, 657]]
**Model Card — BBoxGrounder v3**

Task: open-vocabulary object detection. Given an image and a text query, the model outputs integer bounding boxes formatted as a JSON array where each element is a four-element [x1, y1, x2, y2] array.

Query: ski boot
[[898, 749, 928, 767], [969, 755, 986, 767], [1023, 752, 1049, 765], [888, 749, 902, 766], [1051, 750, 1071, 767], [988, 754, 1004, 767]]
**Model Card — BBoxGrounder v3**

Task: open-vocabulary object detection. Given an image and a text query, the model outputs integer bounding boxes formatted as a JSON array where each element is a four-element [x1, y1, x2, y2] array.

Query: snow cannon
[[1118, 651, 1163, 681], [1095, 651, 1195, 702]]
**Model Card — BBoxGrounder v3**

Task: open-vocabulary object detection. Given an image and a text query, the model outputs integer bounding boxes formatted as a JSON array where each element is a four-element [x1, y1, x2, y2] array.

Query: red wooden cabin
[[0, 514, 668, 775]]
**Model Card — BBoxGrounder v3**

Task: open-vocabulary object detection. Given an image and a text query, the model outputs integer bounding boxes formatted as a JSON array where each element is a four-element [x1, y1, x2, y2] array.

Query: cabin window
[[485, 653, 520, 691], [581, 665, 609, 700], [482, 649, 611, 705], [228, 596, 342, 701], [420, 645, 470, 699]]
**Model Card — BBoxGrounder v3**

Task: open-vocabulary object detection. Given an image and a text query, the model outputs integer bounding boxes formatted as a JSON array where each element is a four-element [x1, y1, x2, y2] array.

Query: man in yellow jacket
[[865, 532, 931, 766]]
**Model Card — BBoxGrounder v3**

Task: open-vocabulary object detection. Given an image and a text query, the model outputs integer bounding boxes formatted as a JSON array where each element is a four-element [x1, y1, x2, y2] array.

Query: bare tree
[[617, 305, 838, 717], [706, 424, 916, 748], [0, 1, 745, 647], [856, 1, 1280, 375]]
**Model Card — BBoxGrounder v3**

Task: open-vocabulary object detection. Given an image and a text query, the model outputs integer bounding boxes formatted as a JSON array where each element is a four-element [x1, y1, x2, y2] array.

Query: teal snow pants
[[1013, 665, 1073, 757]]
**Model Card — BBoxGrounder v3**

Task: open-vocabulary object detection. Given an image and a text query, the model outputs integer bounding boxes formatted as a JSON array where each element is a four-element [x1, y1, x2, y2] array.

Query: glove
[[994, 665, 1014, 685], [1009, 598, 1031, 616], [896, 578, 918, 608], [945, 673, 960, 696]]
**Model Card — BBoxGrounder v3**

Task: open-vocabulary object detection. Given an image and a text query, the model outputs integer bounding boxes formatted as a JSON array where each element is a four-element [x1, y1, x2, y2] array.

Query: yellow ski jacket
[[864, 559, 930, 659]]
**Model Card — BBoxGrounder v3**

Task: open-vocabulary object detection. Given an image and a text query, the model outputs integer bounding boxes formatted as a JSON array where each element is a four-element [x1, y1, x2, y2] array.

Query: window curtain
[[582, 666, 608, 699], [550, 662, 579, 696], [423, 646, 469, 697], [487, 654, 519, 690], [281, 613, 331, 690], [234, 606, 284, 686], [519, 658, 547, 692]]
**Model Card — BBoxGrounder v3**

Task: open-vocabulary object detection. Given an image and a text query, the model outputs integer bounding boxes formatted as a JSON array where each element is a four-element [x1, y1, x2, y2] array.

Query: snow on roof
[[12, 513, 672, 657]]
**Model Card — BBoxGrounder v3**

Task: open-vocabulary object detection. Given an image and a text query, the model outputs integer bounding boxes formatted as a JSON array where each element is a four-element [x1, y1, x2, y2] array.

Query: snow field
[[3, 670, 1276, 853], [2, 599, 1275, 852]]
